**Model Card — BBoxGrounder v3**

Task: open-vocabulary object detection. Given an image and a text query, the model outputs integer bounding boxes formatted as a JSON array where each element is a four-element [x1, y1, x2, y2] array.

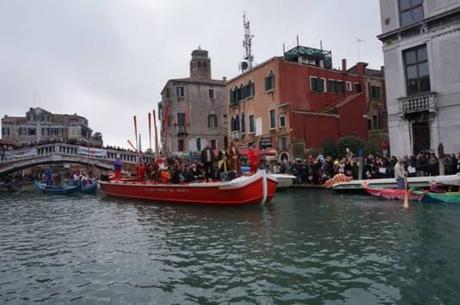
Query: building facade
[[378, 0, 460, 156], [226, 46, 375, 159], [158, 49, 227, 155], [1, 107, 102, 146], [347, 61, 388, 154]]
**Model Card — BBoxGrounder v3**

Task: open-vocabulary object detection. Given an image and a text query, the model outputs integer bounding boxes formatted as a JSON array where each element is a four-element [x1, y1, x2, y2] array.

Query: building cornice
[[378, 6, 460, 42]]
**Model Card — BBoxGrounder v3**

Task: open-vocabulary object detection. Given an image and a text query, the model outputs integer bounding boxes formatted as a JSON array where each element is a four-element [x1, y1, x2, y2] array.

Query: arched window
[[241, 113, 245, 133], [196, 138, 201, 151]]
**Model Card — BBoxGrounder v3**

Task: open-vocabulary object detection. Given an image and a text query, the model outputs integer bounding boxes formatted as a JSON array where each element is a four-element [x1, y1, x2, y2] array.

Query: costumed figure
[[228, 142, 241, 176], [217, 148, 229, 180], [247, 143, 260, 174], [113, 156, 123, 181]]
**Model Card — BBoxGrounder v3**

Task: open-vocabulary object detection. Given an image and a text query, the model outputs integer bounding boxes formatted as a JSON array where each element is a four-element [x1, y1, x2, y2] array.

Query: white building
[[1, 107, 103, 146], [378, 0, 460, 156]]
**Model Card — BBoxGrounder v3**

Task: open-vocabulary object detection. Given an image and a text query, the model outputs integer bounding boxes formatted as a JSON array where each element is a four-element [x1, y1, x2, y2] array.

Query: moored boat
[[34, 180, 80, 195], [364, 184, 424, 201], [423, 192, 460, 203], [270, 174, 296, 189], [80, 182, 98, 194], [99, 170, 277, 206]]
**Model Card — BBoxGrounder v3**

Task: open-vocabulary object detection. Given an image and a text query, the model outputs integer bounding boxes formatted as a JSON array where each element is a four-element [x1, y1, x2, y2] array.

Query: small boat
[[423, 192, 460, 203], [99, 170, 277, 206], [80, 182, 98, 194], [34, 180, 79, 195], [364, 184, 424, 201], [270, 173, 296, 189]]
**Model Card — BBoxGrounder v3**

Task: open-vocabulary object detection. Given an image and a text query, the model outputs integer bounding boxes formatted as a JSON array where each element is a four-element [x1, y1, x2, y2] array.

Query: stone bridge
[[0, 143, 154, 176]]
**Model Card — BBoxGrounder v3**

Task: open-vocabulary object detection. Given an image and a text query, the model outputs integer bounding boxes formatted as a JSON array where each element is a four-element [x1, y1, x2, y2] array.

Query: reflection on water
[[1, 190, 460, 304]]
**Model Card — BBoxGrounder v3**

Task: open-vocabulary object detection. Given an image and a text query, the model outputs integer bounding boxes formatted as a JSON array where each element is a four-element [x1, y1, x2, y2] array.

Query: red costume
[[248, 147, 259, 173]]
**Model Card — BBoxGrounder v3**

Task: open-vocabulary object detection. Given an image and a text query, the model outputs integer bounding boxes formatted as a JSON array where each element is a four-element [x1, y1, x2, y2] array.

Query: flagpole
[[148, 112, 152, 151], [133, 115, 138, 152], [153, 109, 159, 154]]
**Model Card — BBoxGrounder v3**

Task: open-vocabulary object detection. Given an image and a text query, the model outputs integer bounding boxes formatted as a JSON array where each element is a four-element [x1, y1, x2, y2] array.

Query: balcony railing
[[176, 125, 187, 135], [398, 92, 437, 115]]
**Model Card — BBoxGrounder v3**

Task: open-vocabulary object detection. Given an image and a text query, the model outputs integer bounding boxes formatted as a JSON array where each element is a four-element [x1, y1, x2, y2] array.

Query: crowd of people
[[274, 151, 459, 186], [113, 142, 260, 184]]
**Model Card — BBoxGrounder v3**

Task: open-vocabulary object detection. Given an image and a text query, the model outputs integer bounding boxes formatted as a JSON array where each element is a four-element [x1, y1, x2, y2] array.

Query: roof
[[323, 92, 364, 113], [161, 77, 225, 95], [1, 116, 26, 124]]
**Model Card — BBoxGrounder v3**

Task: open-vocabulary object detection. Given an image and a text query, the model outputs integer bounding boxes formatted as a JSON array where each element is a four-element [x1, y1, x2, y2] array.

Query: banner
[[5, 147, 37, 159], [77, 146, 107, 158]]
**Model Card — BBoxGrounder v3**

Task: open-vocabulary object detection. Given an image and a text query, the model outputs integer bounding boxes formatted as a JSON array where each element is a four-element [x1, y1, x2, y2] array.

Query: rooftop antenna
[[242, 13, 254, 71], [357, 38, 365, 61]]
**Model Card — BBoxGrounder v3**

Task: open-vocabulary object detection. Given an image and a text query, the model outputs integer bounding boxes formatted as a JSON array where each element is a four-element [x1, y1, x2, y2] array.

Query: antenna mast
[[242, 14, 254, 70]]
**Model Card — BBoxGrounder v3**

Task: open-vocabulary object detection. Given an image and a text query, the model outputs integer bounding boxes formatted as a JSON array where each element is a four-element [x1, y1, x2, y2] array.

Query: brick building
[[1, 107, 103, 146], [226, 45, 384, 159], [158, 49, 227, 155]]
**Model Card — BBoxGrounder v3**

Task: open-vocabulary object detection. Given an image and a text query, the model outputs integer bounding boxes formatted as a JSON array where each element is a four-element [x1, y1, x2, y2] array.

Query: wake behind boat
[[99, 170, 277, 206]]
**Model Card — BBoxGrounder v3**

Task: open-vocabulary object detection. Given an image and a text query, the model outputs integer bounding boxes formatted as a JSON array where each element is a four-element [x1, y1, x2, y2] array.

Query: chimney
[[222, 76, 227, 82], [342, 59, 347, 72]]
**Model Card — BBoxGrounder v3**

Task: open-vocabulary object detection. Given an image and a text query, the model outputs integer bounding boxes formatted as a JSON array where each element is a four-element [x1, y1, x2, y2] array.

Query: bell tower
[[190, 47, 211, 80]]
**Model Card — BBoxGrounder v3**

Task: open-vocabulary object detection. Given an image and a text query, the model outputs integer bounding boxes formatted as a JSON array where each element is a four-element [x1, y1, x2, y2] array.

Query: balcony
[[176, 125, 187, 135], [398, 92, 437, 115]]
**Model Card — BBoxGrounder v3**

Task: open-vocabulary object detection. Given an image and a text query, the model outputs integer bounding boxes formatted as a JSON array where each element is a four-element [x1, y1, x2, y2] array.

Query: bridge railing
[[0, 143, 154, 166]]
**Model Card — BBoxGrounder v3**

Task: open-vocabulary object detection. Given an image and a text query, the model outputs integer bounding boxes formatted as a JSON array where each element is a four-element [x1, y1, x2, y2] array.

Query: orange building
[[226, 46, 373, 159]]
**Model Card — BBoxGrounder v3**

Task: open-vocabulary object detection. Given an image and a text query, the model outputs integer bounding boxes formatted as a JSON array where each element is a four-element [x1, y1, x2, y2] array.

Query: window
[[371, 86, 381, 100], [279, 114, 286, 128], [1, 127, 10, 136], [335, 81, 345, 94], [249, 115, 255, 133], [208, 113, 218, 128], [209, 89, 215, 99], [354, 82, 362, 93], [210, 139, 216, 150], [241, 113, 245, 133], [176, 86, 184, 97], [223, 114, 227, 128], [265, 71, 275, 91], [28, 128, 36, 136], [166, 88, 170, 98], [368, 119, 372, 130], [327, 80, 345, 94], [373, 115, 379, 130], [177, 113, 186, 126], [178, 139, 185, 152], [346, 81, 352, 91], [231, 115, 239, 131], [310, 77, 323, 92], [399, 0, 424, 27], [404, 45, 430, 95], [279, 136, 288, 151], [196, 138, 201, 151], [321, 78, 327, 92], [269, 110, 276, 129]]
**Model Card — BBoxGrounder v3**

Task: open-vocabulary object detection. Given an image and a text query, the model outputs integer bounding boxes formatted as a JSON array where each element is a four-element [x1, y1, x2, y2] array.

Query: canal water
[[1, 190, 459, 305]]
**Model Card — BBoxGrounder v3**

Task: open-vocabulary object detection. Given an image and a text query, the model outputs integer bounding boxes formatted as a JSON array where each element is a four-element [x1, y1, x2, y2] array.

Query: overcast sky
[[0, 0, 383, 149]]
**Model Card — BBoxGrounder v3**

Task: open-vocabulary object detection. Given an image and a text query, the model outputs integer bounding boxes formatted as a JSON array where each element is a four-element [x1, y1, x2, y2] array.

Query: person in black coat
[[200, 144, 215, 182]]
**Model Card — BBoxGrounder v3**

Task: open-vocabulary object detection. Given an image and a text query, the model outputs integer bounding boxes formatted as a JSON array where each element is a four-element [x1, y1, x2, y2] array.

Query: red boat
[[364, 185, 424, 201], [99, 170, 278, 206]]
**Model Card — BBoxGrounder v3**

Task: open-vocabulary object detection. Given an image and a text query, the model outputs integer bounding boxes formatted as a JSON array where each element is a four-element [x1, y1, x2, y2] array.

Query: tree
[[337, 136, 365, 158]]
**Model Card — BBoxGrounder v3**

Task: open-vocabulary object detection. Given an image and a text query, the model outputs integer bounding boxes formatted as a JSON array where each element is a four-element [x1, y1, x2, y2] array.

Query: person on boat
[[136, 162, 146, 182], [228, 142, 241, 176], [113, 156, 123, 180], [247, 143, 259, 174], [184, 162, 199, 182], [171, 159, 184, 184], [45, 168, 53, 185], [200, 144, 215, 182], [217, 148, 229, 180], [394, 158, 407, 190]]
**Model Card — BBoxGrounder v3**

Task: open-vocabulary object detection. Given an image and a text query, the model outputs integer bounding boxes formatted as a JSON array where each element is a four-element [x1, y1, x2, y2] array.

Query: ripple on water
[[1, 191, 460, 304]]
